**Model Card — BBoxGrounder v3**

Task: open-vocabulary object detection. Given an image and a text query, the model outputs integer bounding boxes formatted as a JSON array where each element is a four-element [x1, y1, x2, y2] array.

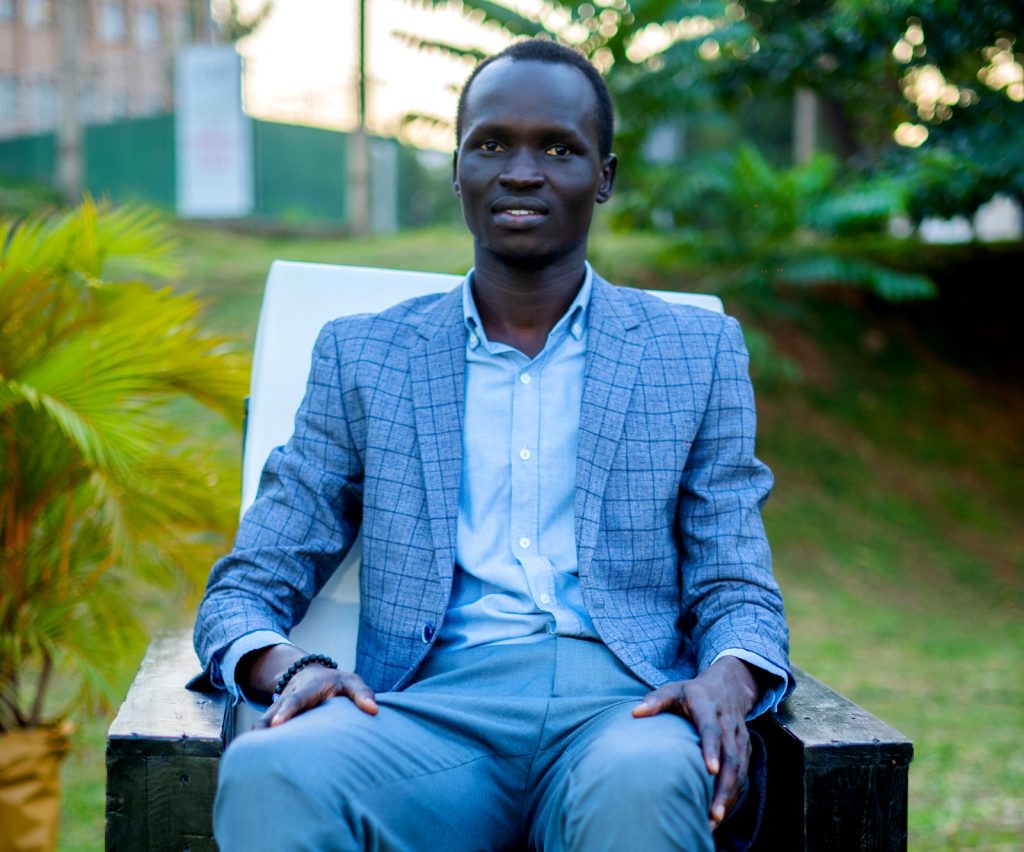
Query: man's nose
[[499, 150, 544, 189]]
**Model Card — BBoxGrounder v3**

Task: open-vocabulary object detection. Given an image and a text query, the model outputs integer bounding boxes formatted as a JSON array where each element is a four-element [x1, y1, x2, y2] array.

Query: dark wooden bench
[[105, 629, 912, 851]]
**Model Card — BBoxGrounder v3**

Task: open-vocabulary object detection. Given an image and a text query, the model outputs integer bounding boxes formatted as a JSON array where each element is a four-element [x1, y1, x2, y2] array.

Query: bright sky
[[234, 0, 513, 150]]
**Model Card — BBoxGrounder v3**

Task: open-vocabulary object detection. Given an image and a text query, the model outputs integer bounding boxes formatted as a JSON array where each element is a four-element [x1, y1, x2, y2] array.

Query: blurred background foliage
[[407, 0, 1022, 299]]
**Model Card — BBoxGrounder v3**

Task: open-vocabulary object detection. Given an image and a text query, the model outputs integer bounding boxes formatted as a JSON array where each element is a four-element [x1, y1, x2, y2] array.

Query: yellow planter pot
[[0, 724, 73, 852]]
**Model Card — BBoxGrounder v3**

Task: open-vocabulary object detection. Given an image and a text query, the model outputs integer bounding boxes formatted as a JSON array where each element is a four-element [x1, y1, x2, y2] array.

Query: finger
[[252, 688, 307, 729], [686, 692, 722, 776], [253, 704, 276, 730], [339, 673, 379, 716], [632, 686, 680, 717], [711, 723, 751, 826], [267, 689, 310, 727]]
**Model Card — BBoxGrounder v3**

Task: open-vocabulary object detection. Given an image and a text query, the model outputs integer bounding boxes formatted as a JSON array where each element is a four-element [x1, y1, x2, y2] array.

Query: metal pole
[[57, 0, 83, 203], [358, 0, 367, 130], [349, 0, 371, 234]]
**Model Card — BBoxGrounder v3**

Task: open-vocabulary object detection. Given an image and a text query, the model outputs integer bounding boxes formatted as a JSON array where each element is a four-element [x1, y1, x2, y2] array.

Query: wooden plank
[[105, 751, 149, 851], [107, 629, 233, 758], [804, 763, 910, 851], [145, 755, 220, 851], [774, 667, 913, 765], [179, 835, 218, 852], [106, 630, 231, 851], [751, 666, 912, 851]]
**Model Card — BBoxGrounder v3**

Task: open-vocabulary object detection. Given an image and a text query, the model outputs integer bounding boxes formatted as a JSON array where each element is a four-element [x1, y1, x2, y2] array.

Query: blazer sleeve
[[677, 315, 793, 692], [192, 321, 364, 680]]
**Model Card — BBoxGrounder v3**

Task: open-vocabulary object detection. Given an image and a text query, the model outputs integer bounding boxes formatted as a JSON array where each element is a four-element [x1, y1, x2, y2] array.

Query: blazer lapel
[[409, 287, 465, 587], [575, 277, 645, 579]]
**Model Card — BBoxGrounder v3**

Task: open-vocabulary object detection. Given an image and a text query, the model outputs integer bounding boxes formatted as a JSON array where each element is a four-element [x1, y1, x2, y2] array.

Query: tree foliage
[[0, 201, 249, 730], [213, 0, 274, 42], [410, 0, 1023, 219]]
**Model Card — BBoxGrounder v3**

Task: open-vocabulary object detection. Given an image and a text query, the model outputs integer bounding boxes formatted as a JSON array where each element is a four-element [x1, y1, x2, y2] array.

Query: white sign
[[175, 46, 253, 218]]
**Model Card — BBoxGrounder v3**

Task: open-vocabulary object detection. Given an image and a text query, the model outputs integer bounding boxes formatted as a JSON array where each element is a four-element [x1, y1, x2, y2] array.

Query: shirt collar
[[462, 262, 593, 351]]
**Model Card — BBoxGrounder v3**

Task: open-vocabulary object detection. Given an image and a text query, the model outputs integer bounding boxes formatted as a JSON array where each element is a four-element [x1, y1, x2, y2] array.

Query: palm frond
[[0, 200, 246, 725], [392, 31, 487, 63]]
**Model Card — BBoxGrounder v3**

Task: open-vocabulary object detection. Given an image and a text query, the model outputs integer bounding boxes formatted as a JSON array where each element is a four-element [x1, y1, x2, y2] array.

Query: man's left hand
[[632, 656, 760, 832]]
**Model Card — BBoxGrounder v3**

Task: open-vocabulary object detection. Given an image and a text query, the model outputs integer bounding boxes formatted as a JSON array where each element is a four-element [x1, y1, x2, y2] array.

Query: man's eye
[[546, 144, 571, 156], [480, 140, 504, 152]]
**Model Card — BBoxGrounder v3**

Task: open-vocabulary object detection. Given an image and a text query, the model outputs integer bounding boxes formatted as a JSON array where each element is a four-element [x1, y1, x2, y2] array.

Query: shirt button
[[519, 537, 530, 549], [520, 373, 531, 384], [421, 622, 435, 643], [572, 323, 583, 337], [539, 593, 551, 605], [468, 333, 479, 348], [519, 448, 531, 461]]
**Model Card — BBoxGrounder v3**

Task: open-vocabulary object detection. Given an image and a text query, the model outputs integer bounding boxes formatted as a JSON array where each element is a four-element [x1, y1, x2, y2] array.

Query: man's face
[[454, 59, 616, 267]]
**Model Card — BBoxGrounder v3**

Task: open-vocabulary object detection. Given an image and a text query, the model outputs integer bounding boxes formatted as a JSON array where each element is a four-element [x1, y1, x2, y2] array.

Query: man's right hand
[[239, 644, 379, 729]]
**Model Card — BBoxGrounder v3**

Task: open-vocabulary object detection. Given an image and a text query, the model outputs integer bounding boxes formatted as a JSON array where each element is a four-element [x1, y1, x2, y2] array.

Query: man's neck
[[471, 248, 588, 359]]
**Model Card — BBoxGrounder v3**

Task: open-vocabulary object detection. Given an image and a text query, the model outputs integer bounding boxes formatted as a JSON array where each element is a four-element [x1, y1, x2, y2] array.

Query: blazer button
[[421, 623, 435, 643]]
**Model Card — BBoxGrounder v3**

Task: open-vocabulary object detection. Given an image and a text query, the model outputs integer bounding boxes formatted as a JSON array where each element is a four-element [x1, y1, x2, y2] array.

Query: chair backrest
[[235, 261, 723, 727]]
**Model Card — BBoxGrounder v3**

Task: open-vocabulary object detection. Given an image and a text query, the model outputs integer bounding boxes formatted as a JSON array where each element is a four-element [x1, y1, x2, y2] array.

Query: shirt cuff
[[712, 649, 792, 720], [215, 630, 294, 710]]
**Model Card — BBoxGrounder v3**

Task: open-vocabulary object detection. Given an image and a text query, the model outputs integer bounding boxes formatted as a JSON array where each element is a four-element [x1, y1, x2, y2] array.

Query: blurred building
[[0, 0, 212, 140], [0, 3, 459, 231]]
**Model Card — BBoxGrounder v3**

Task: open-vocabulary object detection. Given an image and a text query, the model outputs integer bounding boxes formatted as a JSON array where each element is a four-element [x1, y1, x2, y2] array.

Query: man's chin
[[480, 240, 587, 271]]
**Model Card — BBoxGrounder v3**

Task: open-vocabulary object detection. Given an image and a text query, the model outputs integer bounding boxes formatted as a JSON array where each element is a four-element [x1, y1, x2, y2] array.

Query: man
[[193, 39, 792, 851]]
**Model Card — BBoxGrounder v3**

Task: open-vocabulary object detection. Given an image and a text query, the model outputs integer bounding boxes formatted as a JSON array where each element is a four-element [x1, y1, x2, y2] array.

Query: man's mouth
[[491, 197, 549, 227]]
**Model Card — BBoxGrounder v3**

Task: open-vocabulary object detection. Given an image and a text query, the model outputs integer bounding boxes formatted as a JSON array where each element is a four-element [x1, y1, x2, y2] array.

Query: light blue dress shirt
[[216, 264, 788, 716], [434, 267, 598, 650]]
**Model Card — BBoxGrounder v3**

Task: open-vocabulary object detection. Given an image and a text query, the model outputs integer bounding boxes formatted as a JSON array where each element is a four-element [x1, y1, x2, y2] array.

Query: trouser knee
[[215, 730, 360, 852], [561, 736, 714, 852]]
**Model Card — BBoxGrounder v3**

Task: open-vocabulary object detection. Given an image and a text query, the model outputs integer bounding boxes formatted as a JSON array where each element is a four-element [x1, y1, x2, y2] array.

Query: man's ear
[[452, 149, 461, 197], [596, 154, 617, 204]]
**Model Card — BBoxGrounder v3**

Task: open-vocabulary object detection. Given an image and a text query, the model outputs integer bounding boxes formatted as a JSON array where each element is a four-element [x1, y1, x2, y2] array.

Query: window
[[0, 0, 15, 25], [99, 2, 126, 43], [25, 0, 54, 29], [78, 81, 97, 123], [173, 9, 192, 43], [136, 7, 161, 47], [26, 79, 57, 131], [0, 78, 18, 131]]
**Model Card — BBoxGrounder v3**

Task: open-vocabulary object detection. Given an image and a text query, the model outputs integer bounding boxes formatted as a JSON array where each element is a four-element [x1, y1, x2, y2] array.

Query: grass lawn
[[56, 222, 1022, 850]]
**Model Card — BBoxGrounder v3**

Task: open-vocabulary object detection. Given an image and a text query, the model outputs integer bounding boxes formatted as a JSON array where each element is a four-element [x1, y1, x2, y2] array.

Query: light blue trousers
[[214, 638, 714, 851]]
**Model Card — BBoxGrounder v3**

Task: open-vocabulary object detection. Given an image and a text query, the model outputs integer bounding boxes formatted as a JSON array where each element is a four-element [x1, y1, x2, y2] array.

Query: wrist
[[239, 643, 304, 701], [272, 653, 339, 701], [711, 655, 760, 711]]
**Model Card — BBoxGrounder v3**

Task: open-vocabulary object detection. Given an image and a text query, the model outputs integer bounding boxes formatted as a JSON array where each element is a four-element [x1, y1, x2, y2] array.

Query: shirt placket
[[508, 353, 557, 624]]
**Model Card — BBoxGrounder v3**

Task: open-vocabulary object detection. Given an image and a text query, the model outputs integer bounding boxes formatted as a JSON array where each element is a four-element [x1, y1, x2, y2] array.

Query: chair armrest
[[105, 628, 232, 851], [751, 666, 914, 851]]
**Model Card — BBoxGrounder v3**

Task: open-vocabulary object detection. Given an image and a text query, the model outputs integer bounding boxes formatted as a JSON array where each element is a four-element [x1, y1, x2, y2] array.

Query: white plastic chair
[[235, 261, 723, 727]]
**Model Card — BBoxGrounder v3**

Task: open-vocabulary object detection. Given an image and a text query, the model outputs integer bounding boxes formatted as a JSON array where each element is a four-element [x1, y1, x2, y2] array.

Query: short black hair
[[455, 39, 615, 159]]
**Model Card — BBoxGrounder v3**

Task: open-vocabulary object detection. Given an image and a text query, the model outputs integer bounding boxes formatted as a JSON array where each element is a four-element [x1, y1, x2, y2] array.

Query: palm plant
[[0, 200, 249, 732]]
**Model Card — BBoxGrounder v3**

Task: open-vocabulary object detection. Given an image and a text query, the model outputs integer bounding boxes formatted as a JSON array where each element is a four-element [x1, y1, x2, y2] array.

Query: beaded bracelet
[[272, 653, 339, 701]]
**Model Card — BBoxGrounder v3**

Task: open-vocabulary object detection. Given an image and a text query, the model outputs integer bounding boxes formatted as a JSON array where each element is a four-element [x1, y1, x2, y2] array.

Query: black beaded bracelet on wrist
[[272, 653, 339, 701]]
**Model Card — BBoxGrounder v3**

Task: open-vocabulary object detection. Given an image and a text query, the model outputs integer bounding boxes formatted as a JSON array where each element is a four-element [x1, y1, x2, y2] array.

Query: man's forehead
[[464, 57, 595, 113]]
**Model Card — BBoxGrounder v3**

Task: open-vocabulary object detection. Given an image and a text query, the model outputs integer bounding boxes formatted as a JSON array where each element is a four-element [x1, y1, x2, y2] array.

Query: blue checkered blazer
[[194, 274, 790, 693]]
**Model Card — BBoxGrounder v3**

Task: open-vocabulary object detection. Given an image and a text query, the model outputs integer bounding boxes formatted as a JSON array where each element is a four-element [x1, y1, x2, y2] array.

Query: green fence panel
[[253, 120, 347, 224], [0, 133, 57, 185], [84, 115, 176, 208]]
